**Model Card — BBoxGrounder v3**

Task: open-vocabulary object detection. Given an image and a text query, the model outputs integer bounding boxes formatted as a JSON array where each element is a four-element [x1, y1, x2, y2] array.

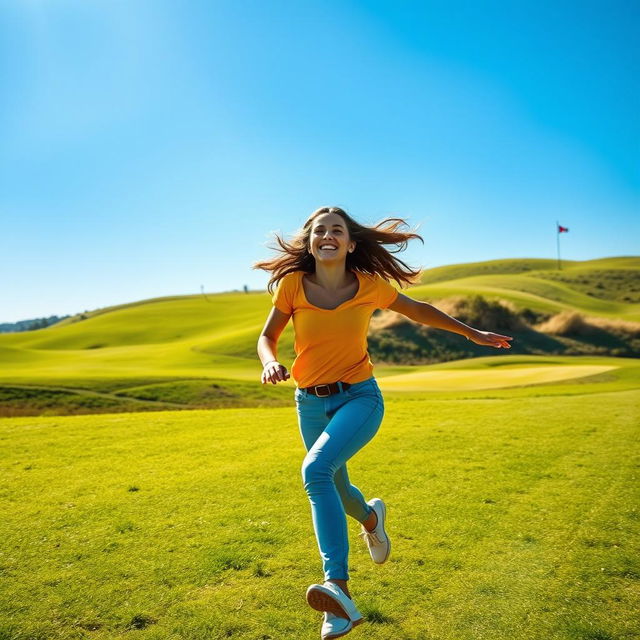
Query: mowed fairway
[[1, 382, 638, 639], [378, 364, 616, 391]]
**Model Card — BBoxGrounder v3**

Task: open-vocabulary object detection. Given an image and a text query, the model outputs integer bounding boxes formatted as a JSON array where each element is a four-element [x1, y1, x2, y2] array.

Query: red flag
[[558, 225, 569, 233]]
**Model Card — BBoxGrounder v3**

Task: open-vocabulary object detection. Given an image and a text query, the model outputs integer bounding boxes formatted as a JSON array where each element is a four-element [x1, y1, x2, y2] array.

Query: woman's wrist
[[262, 359, 279, 368], [464, 327, 478, 341]]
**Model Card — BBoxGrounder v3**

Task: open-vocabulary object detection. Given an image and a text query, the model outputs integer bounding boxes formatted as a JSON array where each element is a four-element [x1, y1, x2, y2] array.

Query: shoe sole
[[322, 621, 354, 640], [323, 626, 353, 640], [306, 588, 364, 628]]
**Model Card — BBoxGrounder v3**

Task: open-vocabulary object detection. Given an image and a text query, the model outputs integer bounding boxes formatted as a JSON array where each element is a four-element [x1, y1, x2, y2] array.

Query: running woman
[[254, 206, 513, 639]]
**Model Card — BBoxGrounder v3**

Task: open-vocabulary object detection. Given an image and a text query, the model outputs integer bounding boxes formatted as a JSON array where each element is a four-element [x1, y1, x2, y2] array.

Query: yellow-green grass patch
[[376, 355, 640, 400], [0, 386, 637, 639], [378, 364, 617, 392]]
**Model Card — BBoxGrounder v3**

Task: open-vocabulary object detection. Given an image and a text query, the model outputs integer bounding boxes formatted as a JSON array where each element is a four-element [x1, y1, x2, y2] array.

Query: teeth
[[320, 246, 336, 250]]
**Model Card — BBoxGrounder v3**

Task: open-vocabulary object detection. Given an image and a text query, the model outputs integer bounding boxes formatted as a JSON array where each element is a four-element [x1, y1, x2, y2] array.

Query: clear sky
[[1, 0, 638, 323]]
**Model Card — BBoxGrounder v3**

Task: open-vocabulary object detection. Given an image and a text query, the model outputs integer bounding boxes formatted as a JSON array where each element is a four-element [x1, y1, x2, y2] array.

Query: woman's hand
[[261, 360, 291, 385], [467, 329, 513, 349]]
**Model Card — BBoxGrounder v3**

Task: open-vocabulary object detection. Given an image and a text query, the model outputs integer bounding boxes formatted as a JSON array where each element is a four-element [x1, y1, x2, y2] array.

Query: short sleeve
[[376, 274, 399, 309], [272, 273, 295, 315]]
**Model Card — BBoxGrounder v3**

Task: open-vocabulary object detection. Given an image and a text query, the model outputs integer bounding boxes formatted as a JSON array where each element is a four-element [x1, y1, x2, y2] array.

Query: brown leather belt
[[302, 381, 351, 397]]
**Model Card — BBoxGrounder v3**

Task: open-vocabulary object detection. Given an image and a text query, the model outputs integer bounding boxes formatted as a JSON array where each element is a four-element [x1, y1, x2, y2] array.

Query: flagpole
[[556, 220, 561, 270]]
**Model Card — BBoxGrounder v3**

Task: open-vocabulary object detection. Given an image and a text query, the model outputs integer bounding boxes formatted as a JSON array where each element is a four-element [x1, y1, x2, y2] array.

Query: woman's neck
[[311, 263, 353, 290]]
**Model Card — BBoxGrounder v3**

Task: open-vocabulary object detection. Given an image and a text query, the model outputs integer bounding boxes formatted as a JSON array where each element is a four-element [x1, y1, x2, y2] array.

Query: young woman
[[254, 206, 512, 639]]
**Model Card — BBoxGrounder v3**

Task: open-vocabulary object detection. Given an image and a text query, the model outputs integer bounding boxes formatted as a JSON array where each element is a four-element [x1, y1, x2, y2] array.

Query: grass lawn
[[1, 381, 638, 639]]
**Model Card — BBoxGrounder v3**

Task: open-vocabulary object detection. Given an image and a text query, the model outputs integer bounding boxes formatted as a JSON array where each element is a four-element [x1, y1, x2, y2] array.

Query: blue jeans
[[295, 376, 384, 581]]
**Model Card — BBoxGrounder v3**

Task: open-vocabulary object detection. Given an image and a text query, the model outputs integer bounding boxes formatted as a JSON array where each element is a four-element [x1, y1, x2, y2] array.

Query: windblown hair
[[253, 206, 424, 294]]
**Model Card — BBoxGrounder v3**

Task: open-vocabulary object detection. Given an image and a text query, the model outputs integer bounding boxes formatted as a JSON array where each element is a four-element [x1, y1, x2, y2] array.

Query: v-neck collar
[[300, 270, 361, 311]]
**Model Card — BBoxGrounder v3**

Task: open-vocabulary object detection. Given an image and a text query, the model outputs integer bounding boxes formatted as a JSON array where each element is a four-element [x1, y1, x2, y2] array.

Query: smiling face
[[307, 212, 356, 265]]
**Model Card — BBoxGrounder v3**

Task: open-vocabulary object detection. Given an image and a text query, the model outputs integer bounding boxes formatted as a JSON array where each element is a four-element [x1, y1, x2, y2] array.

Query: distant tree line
[[0, 315, 70, 333]]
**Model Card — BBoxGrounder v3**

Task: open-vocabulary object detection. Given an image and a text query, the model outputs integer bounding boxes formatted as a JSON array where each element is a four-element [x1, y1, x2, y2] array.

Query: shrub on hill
[[535, 311, 593, 336], [372, 295, 540, 332], [535, 311, 640, 337], [432, 295, 533, 331], [368, 295, 538, 364], [532, 312, 640, 356]]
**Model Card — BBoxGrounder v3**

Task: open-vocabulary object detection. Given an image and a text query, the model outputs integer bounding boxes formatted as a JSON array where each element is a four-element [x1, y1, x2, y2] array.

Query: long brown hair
[[253, 206, 424, 294]]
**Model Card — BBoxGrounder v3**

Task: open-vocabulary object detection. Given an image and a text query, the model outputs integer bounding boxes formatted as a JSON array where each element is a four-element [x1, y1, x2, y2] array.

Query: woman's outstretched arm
[[257, 306, 293, 384], [387, 293, 513, 349]]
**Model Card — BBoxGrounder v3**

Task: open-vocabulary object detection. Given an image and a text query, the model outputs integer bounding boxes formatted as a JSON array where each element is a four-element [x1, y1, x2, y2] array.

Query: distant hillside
[[410, 256, 640, 314], [421, 255, 637, 279], [420, 258, 561, 284], [370, 255, 640, 365], [0, 256, 638, 416]]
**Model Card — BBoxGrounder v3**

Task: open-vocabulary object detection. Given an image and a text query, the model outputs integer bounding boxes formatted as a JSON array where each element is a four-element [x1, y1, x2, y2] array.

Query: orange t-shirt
[[271, 270, 400, 388]]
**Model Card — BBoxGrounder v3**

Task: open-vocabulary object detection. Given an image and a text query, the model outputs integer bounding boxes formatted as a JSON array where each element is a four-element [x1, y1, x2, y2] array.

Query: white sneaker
[[321, 611, 353, 639], [358, 498, 391, 564], [306, 581, 364, 627]]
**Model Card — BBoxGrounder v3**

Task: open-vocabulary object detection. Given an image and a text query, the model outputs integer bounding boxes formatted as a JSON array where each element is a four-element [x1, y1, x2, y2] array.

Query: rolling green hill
[[416, 256, 640, 318], [1, 256, 638, 416]]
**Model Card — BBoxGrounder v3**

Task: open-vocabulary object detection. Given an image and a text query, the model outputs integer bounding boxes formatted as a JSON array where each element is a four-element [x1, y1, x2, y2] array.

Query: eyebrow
[[314, 223, 345, 228]]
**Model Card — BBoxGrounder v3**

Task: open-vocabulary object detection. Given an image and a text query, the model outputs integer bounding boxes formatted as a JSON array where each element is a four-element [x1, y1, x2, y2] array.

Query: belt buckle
[[315, 384, 331, 397]]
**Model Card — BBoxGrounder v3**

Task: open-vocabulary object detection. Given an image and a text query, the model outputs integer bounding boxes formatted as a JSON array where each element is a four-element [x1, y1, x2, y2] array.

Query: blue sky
[[1, 0, 638, 322]]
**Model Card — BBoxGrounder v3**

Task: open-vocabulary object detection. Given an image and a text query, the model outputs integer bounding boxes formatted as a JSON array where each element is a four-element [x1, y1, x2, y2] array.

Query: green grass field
[[1, 257, 639, 638], [1, 375, 638, 639]]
